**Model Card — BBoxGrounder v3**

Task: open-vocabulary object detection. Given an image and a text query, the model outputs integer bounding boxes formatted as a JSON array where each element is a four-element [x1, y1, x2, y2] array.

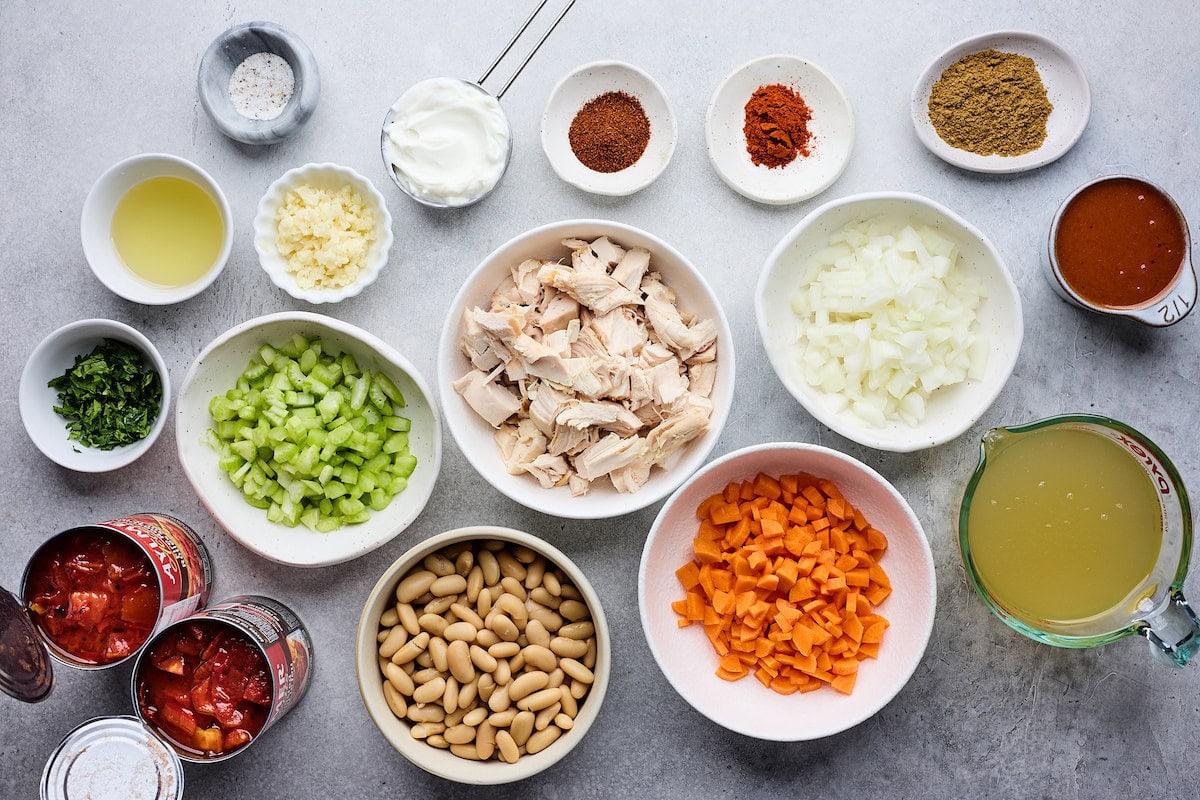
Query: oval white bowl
[[541, 61, 677, 196], [438, 219, 734, 519], [356, 526, 610, 783], [176, 312, 441, 567], [911, 30, 1091, 173], [81, 153, 233, 305], [254, 163, 394, 304], [639, 442, 936, 741], [756, 192, 1023, 452], [706, 55, 854, 205], [21, 319, 170, 472]]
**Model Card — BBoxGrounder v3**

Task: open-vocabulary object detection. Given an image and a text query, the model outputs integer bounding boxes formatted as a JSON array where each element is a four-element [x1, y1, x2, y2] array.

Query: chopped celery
[[207, 337, 419, 531]]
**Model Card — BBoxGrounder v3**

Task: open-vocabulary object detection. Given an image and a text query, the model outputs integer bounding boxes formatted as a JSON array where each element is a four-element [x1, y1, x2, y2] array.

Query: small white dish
[[176, 312, 441, 567], [438, 219, 734, 520], [706, 55, 853, 205], [639, 442, 936, 741], [756, 192, 1023, 453], [81, 154, 233, 305], [253, 163, 394, 304], [21, 319, 170, 472], [356, 525, 610, 783], [541, 61, 677, 196], [911, 30, 1091, 173]]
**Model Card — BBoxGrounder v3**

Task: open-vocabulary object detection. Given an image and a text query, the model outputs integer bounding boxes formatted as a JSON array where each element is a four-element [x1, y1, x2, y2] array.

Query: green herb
[[48, 339, 163, 450]]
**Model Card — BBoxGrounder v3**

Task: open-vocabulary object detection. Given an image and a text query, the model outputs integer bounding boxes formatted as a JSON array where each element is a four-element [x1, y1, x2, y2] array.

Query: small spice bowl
[[1045, 174, 1196, 326], [541, 61, 677, 196], [910, 30, 1090, 174], [19, 319, 170, 472], [706, 55, 854, 205], [253, 163, 394, 304], [198, 21, 320, 145]]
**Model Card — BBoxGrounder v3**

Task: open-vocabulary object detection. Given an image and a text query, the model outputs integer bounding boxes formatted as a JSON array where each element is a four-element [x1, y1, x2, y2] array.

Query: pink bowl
[[638, 442, 936, 740]]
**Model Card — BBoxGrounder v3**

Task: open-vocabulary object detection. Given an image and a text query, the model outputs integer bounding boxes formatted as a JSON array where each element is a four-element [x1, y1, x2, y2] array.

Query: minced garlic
[[275, 184, 376, 290]]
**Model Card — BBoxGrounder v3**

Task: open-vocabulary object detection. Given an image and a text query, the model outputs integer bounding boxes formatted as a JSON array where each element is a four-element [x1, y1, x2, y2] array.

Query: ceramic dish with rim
[[81, 153, 233, 305], [356, 525, 610, 784], [253, 163, 393, 304], [176, 312, 440, 567], [541, 61, 677, 196], [639, 442, 936, 741], [756, 192, 1022, 453], [197, 20, 320, 145], [438, 219, 734, 520], [911, 30, 1091, 174], [21, 319, 170, 472], [706, 55, 854, 205]]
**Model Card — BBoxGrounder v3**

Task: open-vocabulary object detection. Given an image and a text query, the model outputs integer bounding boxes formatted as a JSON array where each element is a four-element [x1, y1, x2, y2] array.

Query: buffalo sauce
[[1054, 177, 1186, 308]]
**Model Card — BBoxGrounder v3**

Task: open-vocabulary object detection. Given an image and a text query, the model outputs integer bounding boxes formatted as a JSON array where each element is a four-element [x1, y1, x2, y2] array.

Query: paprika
[[743, 84, 814, 168]]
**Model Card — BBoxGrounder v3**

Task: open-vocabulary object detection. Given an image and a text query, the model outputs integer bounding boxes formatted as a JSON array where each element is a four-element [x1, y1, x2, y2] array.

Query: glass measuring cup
[[958, 414, 1197, 665]]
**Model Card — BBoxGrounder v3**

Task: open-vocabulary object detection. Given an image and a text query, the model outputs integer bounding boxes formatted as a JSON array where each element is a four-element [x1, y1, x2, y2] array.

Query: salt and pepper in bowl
[[198, 21, 319, 145]]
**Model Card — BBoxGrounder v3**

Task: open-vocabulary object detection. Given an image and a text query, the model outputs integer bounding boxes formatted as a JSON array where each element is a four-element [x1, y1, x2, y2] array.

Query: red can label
[[99, 514, 213, 627], [193, 596, 313, 730]]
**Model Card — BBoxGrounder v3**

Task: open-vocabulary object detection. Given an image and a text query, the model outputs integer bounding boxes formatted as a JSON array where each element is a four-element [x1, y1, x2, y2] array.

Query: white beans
[[378, 539, 598, 765]]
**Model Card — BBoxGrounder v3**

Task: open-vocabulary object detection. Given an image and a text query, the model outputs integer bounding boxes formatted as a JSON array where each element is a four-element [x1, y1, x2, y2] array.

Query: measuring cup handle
[[1141, 589, 1200, 667]]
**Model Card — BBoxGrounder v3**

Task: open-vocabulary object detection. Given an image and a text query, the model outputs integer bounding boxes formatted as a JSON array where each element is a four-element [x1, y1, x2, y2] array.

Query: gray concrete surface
[[2, 1, 1198, 798]]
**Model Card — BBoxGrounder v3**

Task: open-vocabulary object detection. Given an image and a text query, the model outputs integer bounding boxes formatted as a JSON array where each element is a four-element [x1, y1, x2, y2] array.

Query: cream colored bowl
[[356, 526, 610, 783]]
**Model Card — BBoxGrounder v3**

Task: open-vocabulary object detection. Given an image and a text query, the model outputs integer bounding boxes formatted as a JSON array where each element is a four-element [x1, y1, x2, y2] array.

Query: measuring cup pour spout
[[1142, 590, 1200, 667]]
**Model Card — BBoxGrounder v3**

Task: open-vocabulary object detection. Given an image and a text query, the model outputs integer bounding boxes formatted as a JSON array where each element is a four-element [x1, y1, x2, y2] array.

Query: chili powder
[[568, 91, 651, 173], [744, 83, 814, 168]]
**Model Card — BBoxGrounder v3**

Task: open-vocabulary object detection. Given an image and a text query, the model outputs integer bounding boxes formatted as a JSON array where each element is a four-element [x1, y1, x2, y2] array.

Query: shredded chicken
[[455, 235, 719, 493]]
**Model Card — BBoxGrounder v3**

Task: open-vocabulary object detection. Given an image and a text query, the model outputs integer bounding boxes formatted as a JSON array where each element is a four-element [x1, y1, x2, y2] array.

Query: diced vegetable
[[673, 472, 892, 696], [207, 338, 417, 532]]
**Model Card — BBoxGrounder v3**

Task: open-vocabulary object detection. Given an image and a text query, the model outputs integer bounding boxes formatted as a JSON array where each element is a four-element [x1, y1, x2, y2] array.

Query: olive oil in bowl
[[111, 176, 224, 287], [965, 426, 1162, 625]]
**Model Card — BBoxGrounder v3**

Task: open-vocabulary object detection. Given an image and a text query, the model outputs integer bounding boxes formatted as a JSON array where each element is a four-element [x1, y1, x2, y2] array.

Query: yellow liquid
[[111, 176, 223, 287], [967, 427, 1162, 624]]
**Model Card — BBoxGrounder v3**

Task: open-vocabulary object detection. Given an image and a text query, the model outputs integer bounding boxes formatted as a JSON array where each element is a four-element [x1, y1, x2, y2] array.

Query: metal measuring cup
[[380, 0, 575, 208], [1044, 173, 1196, 327]]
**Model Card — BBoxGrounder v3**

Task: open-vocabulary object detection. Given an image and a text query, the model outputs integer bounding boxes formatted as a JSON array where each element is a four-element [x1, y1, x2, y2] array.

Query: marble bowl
[[639, 442, 937, 741], [176, 312, 441, 567], [21, 319, 170, 472], [198, 21, 319, 145], [356, 525, 611, 783]]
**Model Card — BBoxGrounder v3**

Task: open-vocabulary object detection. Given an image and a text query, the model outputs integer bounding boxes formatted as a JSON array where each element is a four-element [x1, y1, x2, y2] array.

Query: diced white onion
[[789, 217, 988, 427]]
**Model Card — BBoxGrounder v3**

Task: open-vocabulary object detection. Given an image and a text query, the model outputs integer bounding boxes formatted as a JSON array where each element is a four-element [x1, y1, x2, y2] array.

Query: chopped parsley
[[48, 339, 163, 450]]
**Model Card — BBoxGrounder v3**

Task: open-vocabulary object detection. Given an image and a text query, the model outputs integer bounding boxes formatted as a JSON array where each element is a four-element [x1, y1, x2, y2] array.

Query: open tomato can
[[18, 513, 213, 670], [130, 594, 313, 763]]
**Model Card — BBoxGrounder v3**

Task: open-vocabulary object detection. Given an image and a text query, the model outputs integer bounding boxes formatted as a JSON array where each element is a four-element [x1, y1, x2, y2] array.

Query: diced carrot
[[675, 561, 701, 590], [672, 470, 892, 698], [830, 673, 857, 695]]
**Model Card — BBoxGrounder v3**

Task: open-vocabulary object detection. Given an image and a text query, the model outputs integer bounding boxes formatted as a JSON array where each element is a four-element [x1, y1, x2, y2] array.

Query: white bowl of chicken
[[438, 220, 734, 519]]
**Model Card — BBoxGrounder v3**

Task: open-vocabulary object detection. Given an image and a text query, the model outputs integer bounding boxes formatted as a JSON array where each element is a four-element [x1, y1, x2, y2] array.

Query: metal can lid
[[41, 716, 184, 800], [0, 586, 53, 703]]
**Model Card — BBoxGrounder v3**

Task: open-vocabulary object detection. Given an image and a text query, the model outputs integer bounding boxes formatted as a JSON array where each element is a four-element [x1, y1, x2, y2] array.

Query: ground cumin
[[927, 49, 1053, 157], [568, 91, 651, 173], [743, 83, 814, 168]]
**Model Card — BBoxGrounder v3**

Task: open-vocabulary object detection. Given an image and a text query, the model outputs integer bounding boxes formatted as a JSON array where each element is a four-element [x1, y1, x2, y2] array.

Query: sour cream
[[384, 78, 510, 206]]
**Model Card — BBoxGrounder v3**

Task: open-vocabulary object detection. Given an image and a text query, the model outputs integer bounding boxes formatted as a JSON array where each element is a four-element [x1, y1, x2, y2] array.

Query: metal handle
[[477, 0, 576, 99]]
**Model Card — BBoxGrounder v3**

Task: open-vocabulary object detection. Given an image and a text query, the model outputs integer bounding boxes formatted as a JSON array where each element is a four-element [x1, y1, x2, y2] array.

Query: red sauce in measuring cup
[[1054, 177, 1186, 308], [136, 620, 273, 756], [24, 530, 160, 664]]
